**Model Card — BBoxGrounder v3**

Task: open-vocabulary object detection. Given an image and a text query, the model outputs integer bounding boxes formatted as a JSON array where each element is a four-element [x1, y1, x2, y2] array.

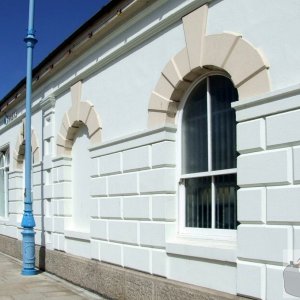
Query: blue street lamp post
[[21, 0, 38, 276]]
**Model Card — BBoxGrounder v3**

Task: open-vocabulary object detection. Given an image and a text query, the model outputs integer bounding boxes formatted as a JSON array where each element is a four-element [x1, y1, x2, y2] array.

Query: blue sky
[[0, 0, 109, 100]]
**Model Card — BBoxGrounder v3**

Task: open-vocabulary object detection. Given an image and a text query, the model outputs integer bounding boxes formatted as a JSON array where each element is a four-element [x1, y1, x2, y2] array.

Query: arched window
[[0, 148, 9, 218], [180, 75, 238, 235], [71, 125, 90, 231]]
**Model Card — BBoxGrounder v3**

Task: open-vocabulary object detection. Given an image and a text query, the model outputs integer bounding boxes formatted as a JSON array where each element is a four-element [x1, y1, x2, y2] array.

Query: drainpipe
[[21, 0, 38, 276]]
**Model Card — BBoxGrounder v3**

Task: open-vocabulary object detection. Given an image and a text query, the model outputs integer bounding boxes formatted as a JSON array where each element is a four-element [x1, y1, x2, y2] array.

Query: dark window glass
[[182, 79, 208, 174], [185, 177, 211, 228], [215, 174, 238, 229], [210, 76, 238, 170]]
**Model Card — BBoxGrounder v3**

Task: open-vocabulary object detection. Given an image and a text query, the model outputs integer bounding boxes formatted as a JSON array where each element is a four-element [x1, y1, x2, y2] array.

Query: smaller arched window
[[180, 75, 238, 235], [0, 148, 9, 218]]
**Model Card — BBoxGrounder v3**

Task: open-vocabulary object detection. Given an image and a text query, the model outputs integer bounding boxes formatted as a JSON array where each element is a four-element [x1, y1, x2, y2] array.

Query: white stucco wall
[[81, 21, 185, 141], [207, 0, 300, 91]]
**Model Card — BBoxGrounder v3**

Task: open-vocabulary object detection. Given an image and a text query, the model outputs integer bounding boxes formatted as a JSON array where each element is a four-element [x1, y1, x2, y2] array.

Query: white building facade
[[0, 0, 300, 299]]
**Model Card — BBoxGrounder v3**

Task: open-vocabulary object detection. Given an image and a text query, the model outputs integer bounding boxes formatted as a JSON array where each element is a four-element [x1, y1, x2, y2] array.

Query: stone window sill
[[166, 237, 237, 263]]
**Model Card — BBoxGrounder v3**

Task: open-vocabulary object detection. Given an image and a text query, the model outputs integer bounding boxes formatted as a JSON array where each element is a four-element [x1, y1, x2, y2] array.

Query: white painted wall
[[81, 21, 185, 141], [207, 0, 300, 91]]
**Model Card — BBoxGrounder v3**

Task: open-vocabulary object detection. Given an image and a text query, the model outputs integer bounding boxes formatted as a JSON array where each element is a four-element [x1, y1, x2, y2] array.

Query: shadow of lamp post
[[21, 0, 38, 276]]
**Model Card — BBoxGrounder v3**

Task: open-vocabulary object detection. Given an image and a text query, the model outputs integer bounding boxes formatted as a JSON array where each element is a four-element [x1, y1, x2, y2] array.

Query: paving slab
[[0, 253, 105, 300]]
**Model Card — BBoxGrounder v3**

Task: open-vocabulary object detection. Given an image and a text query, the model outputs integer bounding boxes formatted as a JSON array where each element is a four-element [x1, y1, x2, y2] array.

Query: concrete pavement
[[0, 252, 105, 299]]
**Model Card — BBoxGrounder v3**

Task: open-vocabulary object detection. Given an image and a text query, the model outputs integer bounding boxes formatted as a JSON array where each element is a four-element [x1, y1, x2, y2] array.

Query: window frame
[[0, 146, 9, 219], [176, 72, 238, 241]]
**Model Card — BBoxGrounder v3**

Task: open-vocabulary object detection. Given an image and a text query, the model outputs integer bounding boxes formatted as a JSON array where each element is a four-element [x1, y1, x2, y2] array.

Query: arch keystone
[[182, 4, 208, 70], [71, 81, 82, 108]]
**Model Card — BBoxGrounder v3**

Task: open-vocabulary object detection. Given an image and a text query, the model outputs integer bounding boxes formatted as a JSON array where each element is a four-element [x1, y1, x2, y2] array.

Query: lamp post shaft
[[21, 0, 38, 276]]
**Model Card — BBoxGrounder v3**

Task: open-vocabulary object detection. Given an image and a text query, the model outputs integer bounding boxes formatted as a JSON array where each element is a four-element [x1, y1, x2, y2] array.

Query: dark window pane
[[210, 76, 238, 170], [185, 177, 211, 228], [182, 79, 208, 174], [215, 174, 238, 229]]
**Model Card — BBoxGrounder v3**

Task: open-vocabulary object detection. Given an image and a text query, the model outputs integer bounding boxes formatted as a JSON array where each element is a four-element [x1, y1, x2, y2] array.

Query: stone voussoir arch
[[13, 120, 40, 170], [56, 81, 102, 156], [148, 4, 271, 128]]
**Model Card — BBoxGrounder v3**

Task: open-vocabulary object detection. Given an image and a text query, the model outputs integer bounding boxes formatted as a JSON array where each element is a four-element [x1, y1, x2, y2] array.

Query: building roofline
[[0, 0, 149, 113]]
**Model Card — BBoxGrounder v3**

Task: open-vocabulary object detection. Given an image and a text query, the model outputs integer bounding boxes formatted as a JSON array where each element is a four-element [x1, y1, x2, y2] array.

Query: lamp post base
[[21, 268, 38, 276], [21, 228, 37, 276]]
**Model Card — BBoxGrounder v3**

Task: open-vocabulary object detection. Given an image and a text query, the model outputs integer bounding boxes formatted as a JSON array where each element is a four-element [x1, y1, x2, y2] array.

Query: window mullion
[[207, 78, 212, 172], [207, 78, 215, 229], [211, 176, 215, 229]]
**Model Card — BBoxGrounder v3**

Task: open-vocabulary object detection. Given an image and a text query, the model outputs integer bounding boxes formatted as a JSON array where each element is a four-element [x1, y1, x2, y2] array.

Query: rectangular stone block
[[90, 219, 108, 240], [238, 149, 292, 186], [52, 168, 58, 183], [34, 215, 42, 230], [123, 196, 150, 220], [238, 225, 293, 263], [43, 154, 52, 170], [43, 169, 51, 185], [152, 141, 176, 168], [100, 241, 123, 266], [100, 197, 122, 219], [90, 199, 99, 218], [108, 173, 138, 196], [266, 265, 292, 300], [44, 184, 52, 199], [32, 200, 42, 215], [8, 189, 22, 201], [140, 222, 166, 248], [293, 226, 300, 263], [108, 220, 138, 245], [123, 146, 150, 172], [90, 239, 100, 260], [237, 119, 265, 153], [152, 195, 176, 221], [8, 202, 22, 214], [8, 176, 23, 190], [52, 217, 65, 233], [267, 109, 300, 147], [237, 260, 266, 299], [44, 217, 53, 231], [44, 124, 53, 140], [168, 254, 236, 295], [53, 182, 72, 199], [32, 171, 42, 186], [53, 199, 72, 216], [57, 166, 72, 182], [90, 158, 99, 177], [152, 249, 167, 277], [33, 185, 42, 200], [123, 245, 150, 273], [238, 188, 266, 223], [53, 233, 65, 251], [139, 169, 176, 194], [66, 238, 91, 259], [293, 146, 300, 183], [90, 177, 107, 197], [99, 153, 122, 175], [267, 186, 300, 222]]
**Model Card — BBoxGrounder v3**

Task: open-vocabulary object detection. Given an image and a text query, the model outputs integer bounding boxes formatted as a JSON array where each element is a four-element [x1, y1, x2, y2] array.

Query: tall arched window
[[180, 75, 238, 235], [0, 148, 9, 218]]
